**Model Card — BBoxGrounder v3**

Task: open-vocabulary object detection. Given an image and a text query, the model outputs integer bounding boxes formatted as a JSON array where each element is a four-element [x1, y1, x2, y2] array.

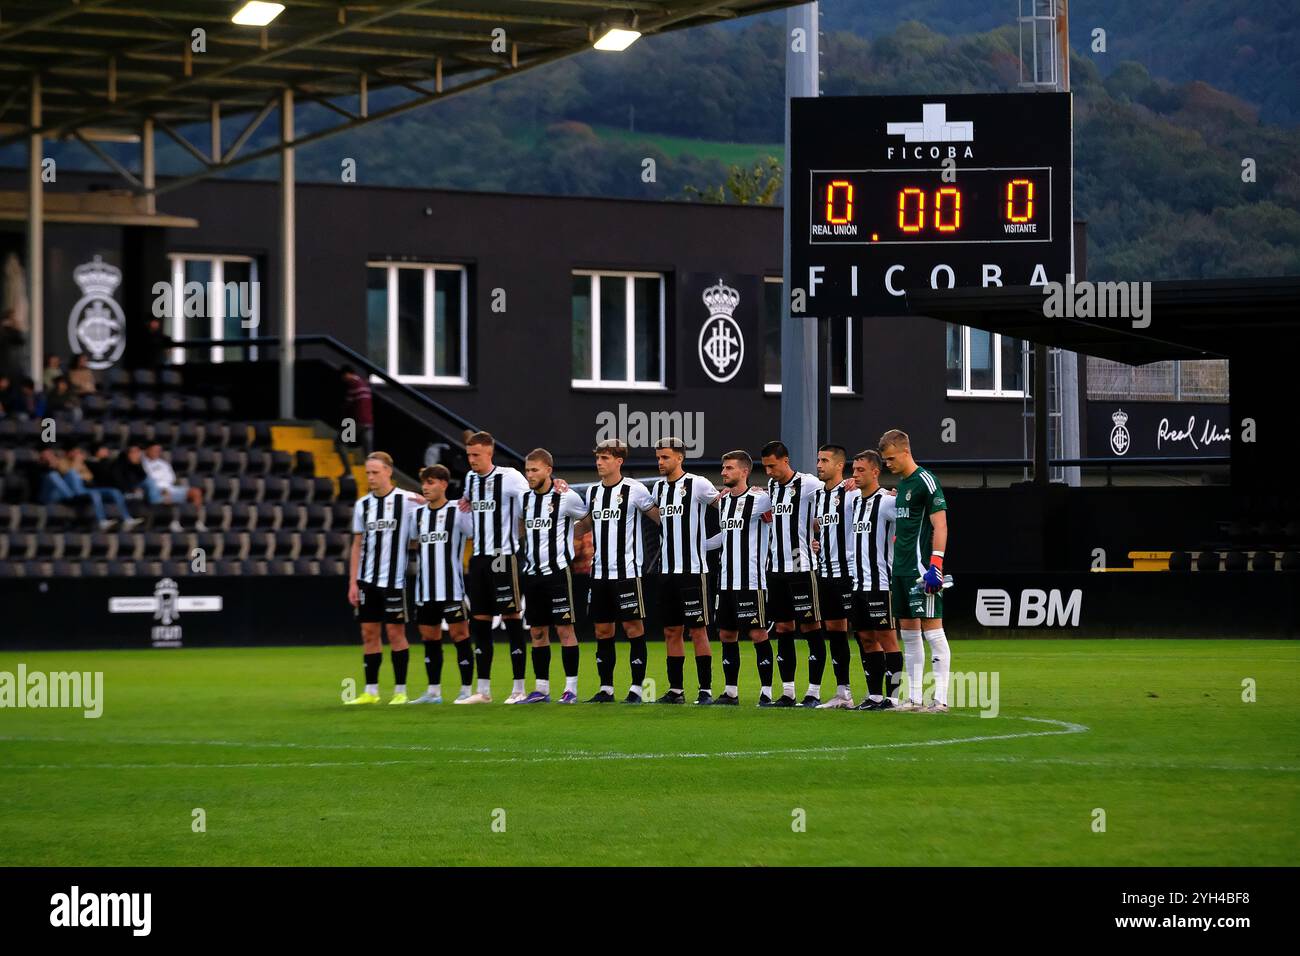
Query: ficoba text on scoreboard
[[791, 92, 1072, 317]]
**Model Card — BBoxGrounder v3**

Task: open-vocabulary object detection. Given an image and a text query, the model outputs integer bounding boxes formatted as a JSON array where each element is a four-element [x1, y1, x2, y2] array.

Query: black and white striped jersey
[[715, 488, 772, 591], [521, 486, 586, 576], [408, 500, 472, 604], [766, 471, 821, 574], [850, 488, 897, 593], [814, 482, 857, 579], [583, 478, 656, 580], [352, 488, 421, 589], [651, 472, 718, 575], [463, 465, 529, 557]]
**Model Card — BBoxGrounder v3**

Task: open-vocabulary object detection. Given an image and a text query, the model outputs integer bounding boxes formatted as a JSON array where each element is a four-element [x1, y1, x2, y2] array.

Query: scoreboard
[[791, 92, 1072, 316]]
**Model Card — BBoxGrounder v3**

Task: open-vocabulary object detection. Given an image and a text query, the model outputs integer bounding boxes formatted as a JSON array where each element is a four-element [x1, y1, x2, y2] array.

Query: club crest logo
[[67, 256, 126, 370], [1110, 408, 1131, 456], [698, 278, 744, 384]]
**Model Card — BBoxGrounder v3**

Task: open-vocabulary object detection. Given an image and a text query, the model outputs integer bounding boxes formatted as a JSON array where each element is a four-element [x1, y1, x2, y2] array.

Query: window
[[165, 254, 260, 364], [946, 324, 1026, 397], [762, 277, 853, 393], [571, 270, 665, 389], [366, 262, 468, 385], [1086, 357, 1229, 402]]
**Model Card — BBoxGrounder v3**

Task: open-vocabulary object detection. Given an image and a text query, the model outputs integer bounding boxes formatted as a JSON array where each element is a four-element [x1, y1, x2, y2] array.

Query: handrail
[[171, 335, 526, 465]]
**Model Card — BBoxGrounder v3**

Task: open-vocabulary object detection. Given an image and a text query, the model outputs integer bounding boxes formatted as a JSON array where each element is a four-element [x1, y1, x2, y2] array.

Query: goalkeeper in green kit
[[878, 429, 951, 712]]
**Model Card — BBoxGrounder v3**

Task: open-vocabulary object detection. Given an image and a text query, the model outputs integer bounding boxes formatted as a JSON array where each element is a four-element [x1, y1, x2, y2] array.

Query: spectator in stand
[[67, 353, 96, 395], [10, 376, 42, 420], [341, 365, 374, 452], [142, 442, 204, 509], [39, 446, 141, 531], [142, 317, 173, 368], [42, 354, 62, 391], [44, 375, 81, 421]]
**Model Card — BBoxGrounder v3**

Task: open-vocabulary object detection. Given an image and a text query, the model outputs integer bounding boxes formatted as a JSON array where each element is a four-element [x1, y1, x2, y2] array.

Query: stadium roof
[[905, 278, 1300, 365], [0, 1, 801, 160]]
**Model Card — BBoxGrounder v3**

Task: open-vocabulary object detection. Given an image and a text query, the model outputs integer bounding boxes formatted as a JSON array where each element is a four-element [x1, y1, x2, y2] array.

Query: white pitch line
[[0, 715, 1091, 768]]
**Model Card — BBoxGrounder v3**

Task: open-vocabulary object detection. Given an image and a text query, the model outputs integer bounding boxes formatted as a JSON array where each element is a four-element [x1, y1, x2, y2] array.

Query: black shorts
[[466, 554, 521, 615], [415, 598, 468, 628], [355, 583, 407, 624], [817, 575, 854, 622], [523, 568, 576, 628], [589, 576, 645, 624], [715, 589, 768, 632], [853, 590, 894, 631], [766, 569, 820, 625], [660, 572, 710, 628]]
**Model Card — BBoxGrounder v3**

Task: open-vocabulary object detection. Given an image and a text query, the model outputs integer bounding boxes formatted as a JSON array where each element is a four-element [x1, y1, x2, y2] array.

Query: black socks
[[754, 638, 774, 690], [506, 617, 527, 681], [363, 651, 381, 686], [471, 617, 494, 680], [391, 647, 409, 685], [531, 644, 551, 685], [422, 639, 442, 685], [455, 638, 474, 686], [629, 637, 648, 689], [721, 641, 741, 687], [562, 643, 580, 678], [828, 631, 851, 686], [666, 654, 685, 692], [776, 633, 797, 683], [695, 653, 713, 693], [806, 628, 827, 685], [595, 637, 616, 687]]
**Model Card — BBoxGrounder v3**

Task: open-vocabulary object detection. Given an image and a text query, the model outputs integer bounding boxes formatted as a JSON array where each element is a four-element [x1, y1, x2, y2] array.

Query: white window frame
[[763, 277, 854, 395], [946, 324, 1027, 398], [571, 269, 667, 390], [366, 261, 469, 386], [167, 253, 260, 365]]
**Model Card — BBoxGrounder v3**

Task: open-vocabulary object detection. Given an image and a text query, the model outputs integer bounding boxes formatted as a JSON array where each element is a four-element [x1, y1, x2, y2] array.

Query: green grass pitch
[[1, 640, 1296, 866]]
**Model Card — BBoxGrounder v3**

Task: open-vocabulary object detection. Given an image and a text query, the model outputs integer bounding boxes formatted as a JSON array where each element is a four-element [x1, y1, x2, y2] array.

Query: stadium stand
[[0, 366, 355, 577]]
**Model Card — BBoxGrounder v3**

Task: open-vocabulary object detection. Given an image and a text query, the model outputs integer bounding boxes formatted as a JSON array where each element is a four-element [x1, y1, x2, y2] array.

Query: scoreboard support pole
[[780, 1, 820, 468], [1034, 342, 1050, 485]]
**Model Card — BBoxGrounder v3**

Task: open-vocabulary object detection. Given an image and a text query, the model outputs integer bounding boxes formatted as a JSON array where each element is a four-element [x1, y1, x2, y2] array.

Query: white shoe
[[98, 519, 117, 531], [895, 700, 925, 712], [923, 702, 950, 713], [454, 692, 492, 705], [195, 521, 209, 532], [503, 691, 527, 704], [815, 695, 855, 709], [169, 520, 184, 533], [120, 517, 143, 530]]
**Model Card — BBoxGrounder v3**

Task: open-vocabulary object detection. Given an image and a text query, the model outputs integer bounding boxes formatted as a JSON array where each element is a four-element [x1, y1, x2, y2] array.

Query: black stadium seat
[[1224, 551, 1248, 571], [299, 531, 323, 560], [0, 560, 22, 577], [81, 393, 107, 416], [234, 476, 261, 502], [264, 476, 290, 502], [251, 502, 278, 530], [251, 424, 271, 448], [160, 368, 183, 390], [107, 394, 133, 417], [219, 449, 244, 475], [105, 368, 131, 391], [1251, 551, 1276, 572], [293, 451, 315, 476], [160, 560, 189, 578], [245, 448, 268, 475], [128, 420, 153, 446], [32, 533, 59, 559], [269, 450, 293, 476], [284, 476, 309, 503], [1196, 550, 1221, 572], [221, 532, 247, 561], [211, 396, 233, 417], [0, 419, 18, 445], [304, 504, 328, 530], [274, 530, 300, 559], [193, 448, 219, 474], [184, 395, 209, 417], [79, 560, 108, 578], [86, 533, 113, 559], [114, 533, 140, 560], [17, 503, 44, 531], [160, 393, 185, 418], [132, 368, 157, 390], [310, 477, 334, 503], [62, 533, 89, 560], [325, 531, 349, 559], [338, 475, 357, 500], [141, 533, 168, 560], [51, 560, 78, 577], [133, 394, 158, 418], [175, 420, 201, 447]]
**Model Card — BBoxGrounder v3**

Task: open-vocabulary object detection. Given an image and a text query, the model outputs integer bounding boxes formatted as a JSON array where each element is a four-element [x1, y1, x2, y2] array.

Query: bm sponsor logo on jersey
[[524, 517, 553, 530], [419, 531, 450, 543], [366, 518, 398, 531], [660, 504, 685, 518], [719, 517, 746, 530], [592, 508, 623, 520], [772, 503, 796, 516], [821, 511, 841, 525], [471, 500, 497, 512], [852, 520, 873, 533], [976, 588, 1082, 627]]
